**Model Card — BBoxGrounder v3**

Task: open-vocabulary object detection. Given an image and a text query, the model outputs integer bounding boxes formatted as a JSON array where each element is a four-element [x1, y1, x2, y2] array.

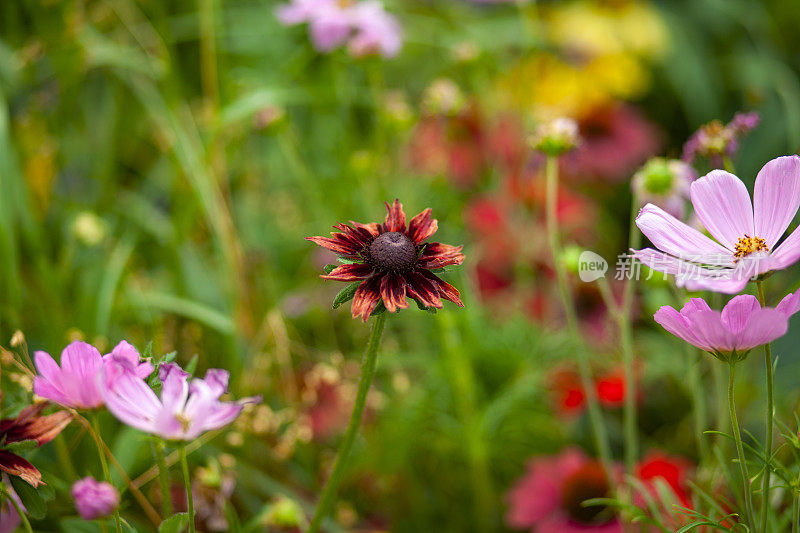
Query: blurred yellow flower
[[496, 52, 649, 120], [547, 0, 669, 59]]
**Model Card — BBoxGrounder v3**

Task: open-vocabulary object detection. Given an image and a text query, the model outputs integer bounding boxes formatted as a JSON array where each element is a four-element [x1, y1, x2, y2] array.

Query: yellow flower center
[[734, 234, 768, 260]]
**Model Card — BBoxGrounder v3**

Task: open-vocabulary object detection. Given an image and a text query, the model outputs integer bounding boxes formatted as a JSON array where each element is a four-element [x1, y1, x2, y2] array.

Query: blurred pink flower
[[103, 341, 154, 379], [349, 1, 402, 58], [0, 476, 22, 533], [633, 155, 800, 293], [682, 112, 760, 165], [33, 341, 105, 409], [276, 0, 401, 57], [564, 105, 660, 182], [654, 292, 800, 360], [102, 363, 257, 440], [71, 477, 119, 520], [33, 341, 153, 410], [506, 448, 621, 533]]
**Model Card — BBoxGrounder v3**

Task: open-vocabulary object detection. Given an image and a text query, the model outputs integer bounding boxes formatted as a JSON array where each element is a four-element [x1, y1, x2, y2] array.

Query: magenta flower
[[506, 448, 621, 533], [633, 155, 800, 293], [348, 1, 402, 58], [71, 477, 119, 520], [33, 341, 153, 410], [102, 362, 255, 441], [103, 341, 154, 379], [33, 341, 105, 409], [276, 0, 401, 57], [654, 292, 800, 361]]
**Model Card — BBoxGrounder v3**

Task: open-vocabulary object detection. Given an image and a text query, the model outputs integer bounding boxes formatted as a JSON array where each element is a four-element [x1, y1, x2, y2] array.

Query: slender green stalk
[[545, 155, 612, 472], [179, 446, 195, 533], [1, 483, 32, 533], [620, 191, 640, 481], [153, 438, 173, 518], [91, 414, 122, 533], [688, 346, 709, 461], [728, 362, 755, 529], [308, 312, 387, 533], [793, 487, 798, 533], [757, 280, 774, 532]]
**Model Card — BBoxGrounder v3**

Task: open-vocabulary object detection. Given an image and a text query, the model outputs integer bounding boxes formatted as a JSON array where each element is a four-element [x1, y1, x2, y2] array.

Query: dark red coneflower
[[307, 199, 465, 322]]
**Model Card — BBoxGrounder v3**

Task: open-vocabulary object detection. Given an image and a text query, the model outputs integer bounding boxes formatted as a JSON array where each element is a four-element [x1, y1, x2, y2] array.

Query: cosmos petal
[[736, 308, 789, 350], [720, 295, 761, 335], [776, 291, 800, 318], [635, 204, 732, 263], [690, 170, 754, 250], [753, 155, 800, 248]]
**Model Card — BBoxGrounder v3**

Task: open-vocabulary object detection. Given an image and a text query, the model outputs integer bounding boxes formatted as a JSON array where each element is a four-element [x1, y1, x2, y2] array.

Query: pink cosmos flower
[[33, 341, 105, 409], [33, 341, 153, 410], [654, 291, 800, 361], [348, 1, 402, 58], [506, 448, 622, 533], [633, 155, 800, 293], [71, 477, 119, 520], [101, 362, 255, 441], [276, 0, 401, 57]]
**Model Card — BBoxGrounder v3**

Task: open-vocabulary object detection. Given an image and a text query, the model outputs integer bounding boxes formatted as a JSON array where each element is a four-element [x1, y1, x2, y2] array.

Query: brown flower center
[[561, 462, 612, 524], [734, 234, 768, 261], [369, 232, 417, 271]]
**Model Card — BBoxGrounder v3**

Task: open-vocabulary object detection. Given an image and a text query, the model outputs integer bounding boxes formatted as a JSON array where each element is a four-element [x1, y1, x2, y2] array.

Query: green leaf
[[332, 282, 360, 309], [163, 351, 178, 363], [143, 341, 154, 361], [371, 301, 386, 316], [184, 354, 199, 376], [336, 256, 360, 264], [159, 513, 190, 533], [3, 440, 37, 454], [323, 264, 337, 274], [412, 298, 437, 314], [10, 475, 47, 519]]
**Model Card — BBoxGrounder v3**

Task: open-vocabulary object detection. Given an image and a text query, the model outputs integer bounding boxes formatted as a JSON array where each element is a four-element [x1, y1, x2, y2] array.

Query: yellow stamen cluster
[[734, 234, 768, 260]]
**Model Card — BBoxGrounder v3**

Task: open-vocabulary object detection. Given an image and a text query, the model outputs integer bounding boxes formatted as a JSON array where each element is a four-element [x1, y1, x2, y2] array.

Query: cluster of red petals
[[0, 402, 72, 486], [308, 199, 465, 322], [552, 368, 631, 415], [636, 451, 693, 509]]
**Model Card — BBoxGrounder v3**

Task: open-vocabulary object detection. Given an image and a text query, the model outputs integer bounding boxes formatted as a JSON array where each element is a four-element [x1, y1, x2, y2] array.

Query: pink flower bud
[[72, 477, 119, 520]]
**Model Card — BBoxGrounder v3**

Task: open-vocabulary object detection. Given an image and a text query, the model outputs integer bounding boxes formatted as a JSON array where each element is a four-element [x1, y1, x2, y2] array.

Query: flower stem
[[308, 312, 386, 533], [545, 155, 612, 473], [757, 280, 774, 532], [179, 446, 195, 533], [2, 483, 32, 533], [793, 487, 798, 533], [154, 438, 173, 518], [621, 191, 640, 484], [728, 362, 755, 529], [91, 414, 122, 533]]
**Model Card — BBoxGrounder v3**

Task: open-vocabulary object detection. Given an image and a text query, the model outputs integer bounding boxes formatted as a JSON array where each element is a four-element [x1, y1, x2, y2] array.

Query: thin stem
[[729, 362, 755, 529], [153, 438, 173, 518], [620, 190, 640, 483], [793, 488, 798, 533], [757, 280, 774, 532], [688, 346, 709, 461], [91, 414, 122, 533], [179, 446, 195, 533], [308, 312, 386, 533], [1, 483, 32, 533], [545, 155, 612, 473]]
